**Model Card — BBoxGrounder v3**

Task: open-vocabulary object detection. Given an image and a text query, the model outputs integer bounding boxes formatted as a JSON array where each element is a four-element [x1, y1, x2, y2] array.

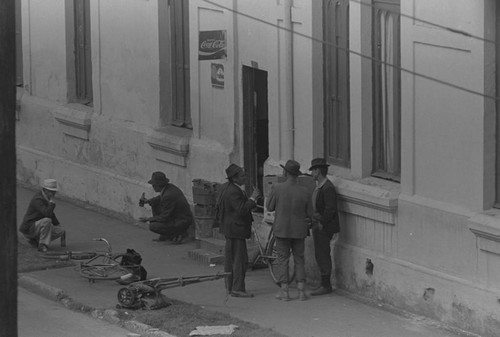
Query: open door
[[242, 66, 269, 211]]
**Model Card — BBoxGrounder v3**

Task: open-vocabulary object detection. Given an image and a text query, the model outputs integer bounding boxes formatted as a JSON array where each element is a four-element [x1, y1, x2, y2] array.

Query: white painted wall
[[97, 0, 160, 127], [400, 0, 492, 210], [23, 0, 67, 101]]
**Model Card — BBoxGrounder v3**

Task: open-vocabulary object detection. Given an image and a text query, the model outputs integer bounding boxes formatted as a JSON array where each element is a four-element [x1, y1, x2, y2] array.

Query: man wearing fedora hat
[[308, 158, 340, 296], [266, 160, 312, 301], [20, 179, 66, 253], [216, 163, 260, 298], [138, 171, 193, 243]]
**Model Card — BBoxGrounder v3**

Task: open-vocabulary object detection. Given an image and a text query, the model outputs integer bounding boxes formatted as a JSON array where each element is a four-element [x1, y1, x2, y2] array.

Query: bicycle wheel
[[265, 235, 296, 285], [80, 263, 132, 281]]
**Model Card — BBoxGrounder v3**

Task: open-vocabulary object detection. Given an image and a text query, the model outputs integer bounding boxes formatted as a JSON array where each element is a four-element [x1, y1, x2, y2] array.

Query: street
[[18, 287, 131, 337]]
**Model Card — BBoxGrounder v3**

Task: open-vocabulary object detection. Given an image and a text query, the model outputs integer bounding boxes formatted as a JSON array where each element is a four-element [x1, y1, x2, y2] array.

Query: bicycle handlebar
[[92, 238, 112, 253]]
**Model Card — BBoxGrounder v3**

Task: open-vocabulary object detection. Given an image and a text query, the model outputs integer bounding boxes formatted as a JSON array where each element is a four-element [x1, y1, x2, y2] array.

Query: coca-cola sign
[[199, 30, 227, 60]]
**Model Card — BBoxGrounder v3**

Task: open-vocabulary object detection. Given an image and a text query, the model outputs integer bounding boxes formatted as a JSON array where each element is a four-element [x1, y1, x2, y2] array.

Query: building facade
[[15, 0, 500, 335]]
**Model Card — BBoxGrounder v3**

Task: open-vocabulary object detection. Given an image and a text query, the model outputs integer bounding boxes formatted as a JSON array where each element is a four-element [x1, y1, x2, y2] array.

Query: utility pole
[[0, 0, 18, 336]]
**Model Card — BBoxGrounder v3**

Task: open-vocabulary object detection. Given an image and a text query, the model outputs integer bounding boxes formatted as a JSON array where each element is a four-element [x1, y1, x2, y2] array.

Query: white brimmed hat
[[42, 179, 58, 191]]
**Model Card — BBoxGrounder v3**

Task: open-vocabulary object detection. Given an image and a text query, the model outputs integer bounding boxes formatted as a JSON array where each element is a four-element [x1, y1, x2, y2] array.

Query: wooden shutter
[[15, 0, 22, 86], [74, 0, 92, 104], [171, 0, 191, 128], [372, 0, 401, 181], [324, 0, 350, 167]]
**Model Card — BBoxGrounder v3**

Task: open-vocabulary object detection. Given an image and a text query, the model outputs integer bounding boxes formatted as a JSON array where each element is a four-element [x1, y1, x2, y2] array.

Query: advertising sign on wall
[[211, 63, 224, 88], [199, 30, 227, 60]]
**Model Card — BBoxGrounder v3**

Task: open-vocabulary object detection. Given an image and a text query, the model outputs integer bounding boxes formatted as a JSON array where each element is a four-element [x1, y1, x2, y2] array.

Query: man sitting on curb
[[138, 171, 194, 243], [19, 179, 66, 253]]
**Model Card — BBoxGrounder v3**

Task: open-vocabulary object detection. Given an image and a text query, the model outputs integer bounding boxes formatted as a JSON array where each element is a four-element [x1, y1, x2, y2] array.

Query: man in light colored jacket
[[266, 160, 312, 301]]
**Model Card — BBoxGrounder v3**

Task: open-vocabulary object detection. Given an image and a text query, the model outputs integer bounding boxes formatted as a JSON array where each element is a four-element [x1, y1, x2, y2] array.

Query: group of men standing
[[218, 158, 340, 301], [20, 157, 340, 302]]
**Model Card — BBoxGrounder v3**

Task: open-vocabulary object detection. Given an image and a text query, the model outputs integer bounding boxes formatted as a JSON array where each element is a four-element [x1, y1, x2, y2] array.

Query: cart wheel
[[117, 287, 137, 307]]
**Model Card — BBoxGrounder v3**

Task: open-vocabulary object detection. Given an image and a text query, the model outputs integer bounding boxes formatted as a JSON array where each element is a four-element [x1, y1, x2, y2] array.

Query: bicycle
[[41, 238, 140, 283], [250, 225, 296, 285]]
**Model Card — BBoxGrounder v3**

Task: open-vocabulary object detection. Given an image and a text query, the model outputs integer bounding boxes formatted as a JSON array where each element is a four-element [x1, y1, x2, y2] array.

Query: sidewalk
[[16, 185, 476, 337]]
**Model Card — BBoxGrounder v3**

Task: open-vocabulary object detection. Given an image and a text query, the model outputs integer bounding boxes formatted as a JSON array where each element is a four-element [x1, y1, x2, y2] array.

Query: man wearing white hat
[[20, 179, 66, 252]]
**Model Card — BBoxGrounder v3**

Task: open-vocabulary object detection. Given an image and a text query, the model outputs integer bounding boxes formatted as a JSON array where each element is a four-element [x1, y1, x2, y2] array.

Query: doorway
[[242, 66, 269, 211]]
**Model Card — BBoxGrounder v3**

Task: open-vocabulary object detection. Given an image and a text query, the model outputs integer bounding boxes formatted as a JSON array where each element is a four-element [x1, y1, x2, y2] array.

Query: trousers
[[149, 221, 189, 239], [224, 237, 248, 292], [23, 217, 65, 247], [275, 237, 306, 284]]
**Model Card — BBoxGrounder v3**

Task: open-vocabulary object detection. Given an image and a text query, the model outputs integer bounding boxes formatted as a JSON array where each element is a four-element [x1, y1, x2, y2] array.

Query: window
[[73, 0, 92, 105], [159, 0, 191, 128], [372, 0, 401, 181], [323, 0, 350, 167], [15, 0, 22, 86]]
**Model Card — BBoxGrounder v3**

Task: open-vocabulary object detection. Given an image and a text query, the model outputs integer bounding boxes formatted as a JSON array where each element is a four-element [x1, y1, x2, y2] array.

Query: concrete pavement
[[16, 185, 479, 337], [18, 287, 133, 337]]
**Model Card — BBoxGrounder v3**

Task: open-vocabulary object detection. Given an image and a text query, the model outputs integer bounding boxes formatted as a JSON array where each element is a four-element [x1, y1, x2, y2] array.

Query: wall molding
[[147, 126, 192, 167], [53, 103, 93, 140]]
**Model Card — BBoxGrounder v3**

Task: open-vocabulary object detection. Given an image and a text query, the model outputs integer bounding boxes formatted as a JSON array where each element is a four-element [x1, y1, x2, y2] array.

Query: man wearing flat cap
[[215, 163, 260, 298], [20, 179, 66, 253], [139, 172, 193, 243], [309, 158, 340, 296], [266, 160, 312, 301]]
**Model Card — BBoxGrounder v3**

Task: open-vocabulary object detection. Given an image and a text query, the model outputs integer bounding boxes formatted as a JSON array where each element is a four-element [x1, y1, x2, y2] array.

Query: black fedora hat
[[148, 171, 170, 185], [226, 163, 243, 179], [280, 160, 302, 176], [309, 158, 330, 171]]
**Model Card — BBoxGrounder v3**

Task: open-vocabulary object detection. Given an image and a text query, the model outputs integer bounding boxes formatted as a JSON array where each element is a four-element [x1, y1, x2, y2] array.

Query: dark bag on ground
[[119, 248, 148, 282]]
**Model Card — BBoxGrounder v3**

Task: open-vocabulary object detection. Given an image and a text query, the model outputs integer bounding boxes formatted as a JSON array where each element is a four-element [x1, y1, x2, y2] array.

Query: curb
[[18, 275, 176, 337]]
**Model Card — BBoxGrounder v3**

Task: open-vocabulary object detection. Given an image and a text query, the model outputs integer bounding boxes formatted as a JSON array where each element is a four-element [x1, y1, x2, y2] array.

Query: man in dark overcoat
[[139, 171, 193, 243], [309, 158, 340, 296], [216, 164, 259, 298]]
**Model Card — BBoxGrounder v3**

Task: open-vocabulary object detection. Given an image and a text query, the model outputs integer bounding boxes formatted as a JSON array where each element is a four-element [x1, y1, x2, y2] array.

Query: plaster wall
[[97, 0, 160, 126], [23, 0, 67, 101], [189, 0, 237, 183], [400, 0, 490, 210]]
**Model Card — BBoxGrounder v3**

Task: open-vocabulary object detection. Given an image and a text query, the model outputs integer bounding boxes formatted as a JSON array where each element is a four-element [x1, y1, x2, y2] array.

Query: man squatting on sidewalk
[[266, 160, 312, 301], [217, 164, 260, 298], [139, 171, 194, 243], [20, 179, 66, 253], [309, 158, 340, 296]]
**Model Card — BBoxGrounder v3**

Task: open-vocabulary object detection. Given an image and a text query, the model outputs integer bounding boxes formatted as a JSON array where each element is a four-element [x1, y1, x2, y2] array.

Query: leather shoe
[[38, 244, 48, 253], [230, 291, 254, 298], [310, 286, 332, 296]]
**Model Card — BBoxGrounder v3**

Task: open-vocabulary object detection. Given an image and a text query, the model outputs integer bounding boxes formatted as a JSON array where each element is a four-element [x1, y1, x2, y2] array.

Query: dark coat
[[20, 190, 60, 235], [217, 182, 256, 239], [148, 183, 193, 228], [315, 179, 340, 236]]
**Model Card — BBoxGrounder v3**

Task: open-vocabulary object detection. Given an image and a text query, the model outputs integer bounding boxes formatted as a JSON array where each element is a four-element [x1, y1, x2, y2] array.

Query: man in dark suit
[[139, 172, 193, 243], [309, 158, 340, 296], [20, 179, 66, 253], [216, 164, 260, 298]]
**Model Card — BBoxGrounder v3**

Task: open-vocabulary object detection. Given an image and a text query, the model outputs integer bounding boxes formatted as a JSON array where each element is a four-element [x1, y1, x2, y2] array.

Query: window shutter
[[372, 0, 401, 181], [74, 0, 92, 104], [171, 0, 190, 127], [324, 0, 350, 167]]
